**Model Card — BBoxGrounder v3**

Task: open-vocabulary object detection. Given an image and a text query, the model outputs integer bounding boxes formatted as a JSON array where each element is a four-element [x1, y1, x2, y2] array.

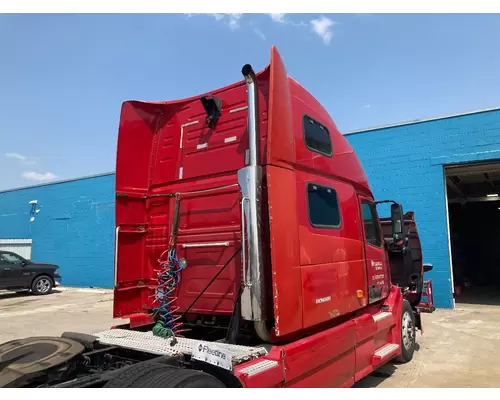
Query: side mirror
[[390, 203, 404, 241], [423, 263, 433, 272], [20, 260, 27, 267]]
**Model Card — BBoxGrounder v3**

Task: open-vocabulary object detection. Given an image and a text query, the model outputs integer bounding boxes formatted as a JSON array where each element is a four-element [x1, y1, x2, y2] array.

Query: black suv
[[0, 251, 61, 295]]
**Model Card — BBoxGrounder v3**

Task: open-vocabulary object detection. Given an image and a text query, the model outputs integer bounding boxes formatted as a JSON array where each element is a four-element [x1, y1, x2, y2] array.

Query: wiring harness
[[150, 185, 239, 342], [152, 248, 186, 341]]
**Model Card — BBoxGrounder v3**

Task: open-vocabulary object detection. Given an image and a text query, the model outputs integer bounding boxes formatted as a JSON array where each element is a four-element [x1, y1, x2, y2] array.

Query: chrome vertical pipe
[[241, 64, 260, 167], [238, 64, 267, 326]]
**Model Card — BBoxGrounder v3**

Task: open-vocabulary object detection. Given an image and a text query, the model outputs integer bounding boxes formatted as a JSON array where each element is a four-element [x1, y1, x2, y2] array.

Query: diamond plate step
[[238, 360, 279, 377], [373, 343, 399, 363], [95, 329, 267, 365], [372, 311, 392, 322]]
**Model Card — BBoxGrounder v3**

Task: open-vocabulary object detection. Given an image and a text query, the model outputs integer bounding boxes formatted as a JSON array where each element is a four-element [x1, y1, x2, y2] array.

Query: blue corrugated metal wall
[[0, 174, 115, 288], [346, 109, 500, 308]]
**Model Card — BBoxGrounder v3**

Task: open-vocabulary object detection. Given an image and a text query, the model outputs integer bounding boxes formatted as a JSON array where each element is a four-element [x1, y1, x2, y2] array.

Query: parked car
[[0, 251, 61, 295]]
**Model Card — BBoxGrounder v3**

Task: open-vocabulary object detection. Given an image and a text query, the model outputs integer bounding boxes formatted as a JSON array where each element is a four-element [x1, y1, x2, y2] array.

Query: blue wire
[[153, 249, 186, 332]]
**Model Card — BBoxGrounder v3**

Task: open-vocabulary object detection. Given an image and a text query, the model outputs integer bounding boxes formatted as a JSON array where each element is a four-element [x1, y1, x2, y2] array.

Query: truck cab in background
[[380, 203, 435, 315], [0, 46, 434, 389]]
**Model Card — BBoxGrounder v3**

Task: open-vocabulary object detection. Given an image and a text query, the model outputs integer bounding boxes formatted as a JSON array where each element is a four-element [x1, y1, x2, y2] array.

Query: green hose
[[152, 321, 178, 345], [152, 321, 173, 338]]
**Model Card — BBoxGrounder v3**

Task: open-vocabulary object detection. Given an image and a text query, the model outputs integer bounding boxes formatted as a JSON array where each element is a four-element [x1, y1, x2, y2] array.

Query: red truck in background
[[0, 46, 434, 388]]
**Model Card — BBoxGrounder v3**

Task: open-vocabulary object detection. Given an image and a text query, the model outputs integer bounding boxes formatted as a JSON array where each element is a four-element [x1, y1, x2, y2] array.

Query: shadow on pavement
[[354, 362, 398, 388], [0, 289, 62, 301]]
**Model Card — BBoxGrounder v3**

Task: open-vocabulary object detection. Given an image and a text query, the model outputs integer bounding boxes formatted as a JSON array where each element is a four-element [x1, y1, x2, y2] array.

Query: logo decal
[[315, 296, 332, 304], [192, 341, 233, 371]]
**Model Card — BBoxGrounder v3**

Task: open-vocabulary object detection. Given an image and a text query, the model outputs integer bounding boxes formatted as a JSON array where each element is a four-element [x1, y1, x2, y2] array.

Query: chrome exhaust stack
[[238, 64, 268, 333], [241, 64, 260, 166]]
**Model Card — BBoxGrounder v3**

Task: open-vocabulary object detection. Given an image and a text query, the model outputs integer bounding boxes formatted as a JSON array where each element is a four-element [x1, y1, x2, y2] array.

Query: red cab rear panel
[[114, 46, 387, 340], [114, 70, 270, 318]]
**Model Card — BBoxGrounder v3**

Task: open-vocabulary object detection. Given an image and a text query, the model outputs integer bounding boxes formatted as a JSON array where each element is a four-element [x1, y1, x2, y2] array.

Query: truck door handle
[[114, 226, 120, 288], [240, 196, 250, 286], [4, 267, 11, 271]]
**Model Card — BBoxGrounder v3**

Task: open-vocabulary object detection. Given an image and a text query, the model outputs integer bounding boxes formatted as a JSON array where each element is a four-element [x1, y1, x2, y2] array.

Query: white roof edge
[[0, 172, 116, 194], [342, 106, 500, 136]]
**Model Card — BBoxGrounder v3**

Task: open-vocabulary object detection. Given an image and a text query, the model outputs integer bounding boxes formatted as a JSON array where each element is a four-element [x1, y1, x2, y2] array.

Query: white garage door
[[0, 239, 33, 259]]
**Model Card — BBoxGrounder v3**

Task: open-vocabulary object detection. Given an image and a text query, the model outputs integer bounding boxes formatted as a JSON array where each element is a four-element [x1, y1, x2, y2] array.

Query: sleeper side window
[[361, 201, 382, 247], [303, 115, 332, 157], [307, 183, 341, 228]]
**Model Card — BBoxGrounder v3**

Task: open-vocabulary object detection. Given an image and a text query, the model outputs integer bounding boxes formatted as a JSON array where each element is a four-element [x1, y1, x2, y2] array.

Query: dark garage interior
[[446, 162, 500, 305]]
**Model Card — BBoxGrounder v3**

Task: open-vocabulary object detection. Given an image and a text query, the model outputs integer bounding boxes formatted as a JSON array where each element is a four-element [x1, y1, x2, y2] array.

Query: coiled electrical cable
[[152, 248, 186, 340]]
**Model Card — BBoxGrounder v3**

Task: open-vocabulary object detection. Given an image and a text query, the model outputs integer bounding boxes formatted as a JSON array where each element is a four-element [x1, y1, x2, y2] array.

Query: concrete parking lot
[[356, 302, 500, 388], [1, 288, 499, 388], [0, 287, 117, 343]]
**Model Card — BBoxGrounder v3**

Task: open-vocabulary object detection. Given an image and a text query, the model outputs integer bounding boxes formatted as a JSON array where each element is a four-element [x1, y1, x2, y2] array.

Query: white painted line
[[224, 136, 237, 143], [182, 120, 199, 127], [182, 242, 230, 248], [180, 120, 199, 150], [229, 106, 248, 114]]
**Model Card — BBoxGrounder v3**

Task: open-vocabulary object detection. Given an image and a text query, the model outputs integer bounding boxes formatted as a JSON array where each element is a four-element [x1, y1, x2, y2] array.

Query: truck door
[[358, 197, 390, 304], [0, 252, 24, 288]]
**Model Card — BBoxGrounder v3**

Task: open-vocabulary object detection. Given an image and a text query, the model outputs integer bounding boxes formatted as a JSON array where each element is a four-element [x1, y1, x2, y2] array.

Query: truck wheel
[[396, 300, 416, 363], [31, 276, 53, 295], [104, 363, 225, 388]]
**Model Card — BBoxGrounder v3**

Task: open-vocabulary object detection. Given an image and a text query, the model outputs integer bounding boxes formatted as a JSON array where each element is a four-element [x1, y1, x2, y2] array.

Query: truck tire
[[104, 362, 225, 388], [396, 300, 416, 363], [31, 275, 53, 295]]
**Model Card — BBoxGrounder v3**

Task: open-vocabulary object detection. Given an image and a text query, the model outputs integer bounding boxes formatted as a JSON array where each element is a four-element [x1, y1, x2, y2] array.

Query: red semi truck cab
[[109, 45, 433, 384], [0, 46, 433, 389], [115, 46, 393, 336]]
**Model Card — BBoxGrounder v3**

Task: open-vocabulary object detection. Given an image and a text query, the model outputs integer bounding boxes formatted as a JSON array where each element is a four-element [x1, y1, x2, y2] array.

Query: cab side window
[[307, 183, 341, 228], [361, 201, 382, 247], [303, 115, 332, 157]]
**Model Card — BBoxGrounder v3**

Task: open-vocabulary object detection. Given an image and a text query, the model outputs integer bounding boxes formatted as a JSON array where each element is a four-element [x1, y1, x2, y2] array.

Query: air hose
[[152, 247, 186, 343], [152, 194, 184, 342]]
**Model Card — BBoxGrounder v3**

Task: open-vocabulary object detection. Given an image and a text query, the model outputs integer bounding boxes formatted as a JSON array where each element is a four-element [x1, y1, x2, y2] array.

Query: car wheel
[[32, 276, 53, 295]]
